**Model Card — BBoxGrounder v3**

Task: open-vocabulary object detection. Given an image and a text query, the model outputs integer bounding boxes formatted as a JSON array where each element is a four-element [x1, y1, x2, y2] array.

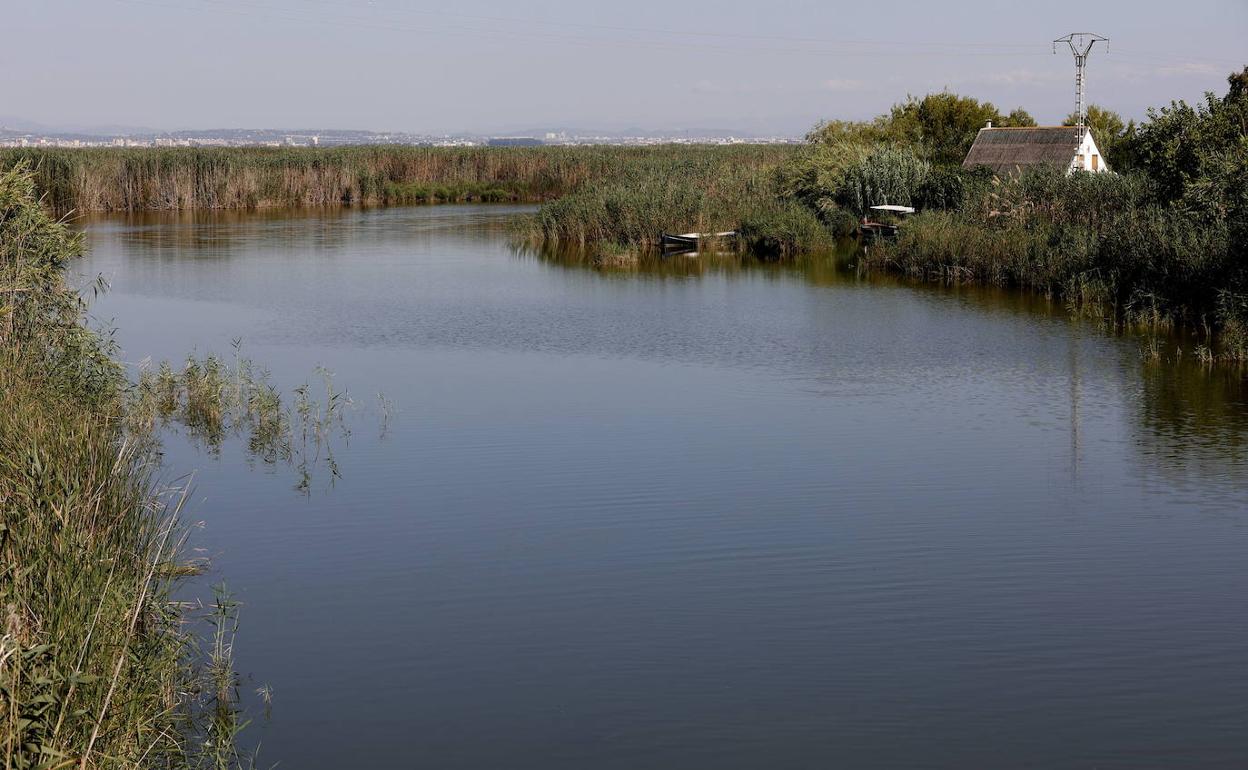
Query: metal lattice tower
[[1053, 33, 1108, 139]]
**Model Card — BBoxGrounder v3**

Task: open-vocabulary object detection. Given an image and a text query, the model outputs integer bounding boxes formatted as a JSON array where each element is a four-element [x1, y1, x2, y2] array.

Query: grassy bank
[[522, 144, 834, 256], [0, 145, 793, 213], [858, 70, 1248, 361], [864, 170, 1247, 360], [0, 143, 824, 260], [770, 67, 1248, 360], [0, 166, 244, 768]]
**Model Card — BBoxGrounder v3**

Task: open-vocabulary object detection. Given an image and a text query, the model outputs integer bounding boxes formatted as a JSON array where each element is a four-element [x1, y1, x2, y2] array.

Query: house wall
[[1070, 130, 1110, 173]]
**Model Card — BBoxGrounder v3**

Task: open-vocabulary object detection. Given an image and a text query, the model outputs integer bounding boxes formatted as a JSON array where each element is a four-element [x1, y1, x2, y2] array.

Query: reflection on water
[[532, 238, 1248, 479], [83, 205, 521, 264], [78, 205, 1248, 770], [1136, 360, 1248, 491]]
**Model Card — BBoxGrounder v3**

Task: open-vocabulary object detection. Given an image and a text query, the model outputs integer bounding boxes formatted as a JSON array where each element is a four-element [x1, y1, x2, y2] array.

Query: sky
[[3, 0, 1245, 135]]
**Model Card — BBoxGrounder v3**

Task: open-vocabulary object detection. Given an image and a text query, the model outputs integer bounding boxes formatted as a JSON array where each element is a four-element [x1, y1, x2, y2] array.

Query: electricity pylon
[[1053, 32, 1108, 138]]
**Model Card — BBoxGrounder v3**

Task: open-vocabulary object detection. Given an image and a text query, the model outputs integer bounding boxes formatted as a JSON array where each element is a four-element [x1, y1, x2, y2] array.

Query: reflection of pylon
[[1053, 33, 1108, 139]]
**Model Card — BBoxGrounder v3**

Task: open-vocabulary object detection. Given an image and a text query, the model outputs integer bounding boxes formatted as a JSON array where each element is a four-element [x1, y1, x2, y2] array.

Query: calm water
[[79, 205, 1248, 769]]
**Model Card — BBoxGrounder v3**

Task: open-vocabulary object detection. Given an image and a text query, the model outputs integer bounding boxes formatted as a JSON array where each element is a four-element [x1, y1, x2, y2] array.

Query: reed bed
[[522, 145, 836, 256], [132, 349, 354, 493], [864, 170, 1248, 361], [0, 144, 827, 259], [0, 164, 253, 768], [0, 145, 793, 213]]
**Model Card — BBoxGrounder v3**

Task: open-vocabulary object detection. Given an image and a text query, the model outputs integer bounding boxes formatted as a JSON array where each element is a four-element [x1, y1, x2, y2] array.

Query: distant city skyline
[[0, 124, 803, 149], [3, 0, 1245, 136], [0, 119, 802, 141]]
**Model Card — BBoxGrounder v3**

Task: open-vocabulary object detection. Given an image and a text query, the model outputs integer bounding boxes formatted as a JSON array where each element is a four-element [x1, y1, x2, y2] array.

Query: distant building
[[488, 137, 544, 147], [963, 124, 1109, 175]]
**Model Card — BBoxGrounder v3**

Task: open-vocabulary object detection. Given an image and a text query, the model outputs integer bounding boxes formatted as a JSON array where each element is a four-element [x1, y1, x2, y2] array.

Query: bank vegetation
[[0, 165, 254, 769], [0, 145, 793, 213], [4, 70, 1245, 358]]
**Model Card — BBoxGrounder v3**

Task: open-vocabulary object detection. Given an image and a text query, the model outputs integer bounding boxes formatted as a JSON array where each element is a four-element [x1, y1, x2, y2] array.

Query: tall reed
[[0, 164, 250, 768], [864, 169, 1248, 361], [0, 145, 795, 213], [522, 145, 828, 254]]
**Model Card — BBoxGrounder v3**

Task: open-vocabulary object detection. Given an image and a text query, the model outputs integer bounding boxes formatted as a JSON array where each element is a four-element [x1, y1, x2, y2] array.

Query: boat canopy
[[869, 205, 915, 214]]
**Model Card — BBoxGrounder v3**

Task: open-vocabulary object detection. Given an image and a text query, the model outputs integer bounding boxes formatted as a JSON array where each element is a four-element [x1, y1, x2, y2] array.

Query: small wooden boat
[[858, 205, 914, 242], [660, 231, 737, 252]]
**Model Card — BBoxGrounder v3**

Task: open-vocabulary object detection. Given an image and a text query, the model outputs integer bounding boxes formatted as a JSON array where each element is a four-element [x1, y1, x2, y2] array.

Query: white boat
[[858, 205, 915, 240]]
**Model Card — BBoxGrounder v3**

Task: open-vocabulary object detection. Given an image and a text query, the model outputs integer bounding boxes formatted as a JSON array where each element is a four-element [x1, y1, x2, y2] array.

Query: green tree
[[1124, 67, 1248, 222], [884, 92, 1019, 166], [805, 119, 888, 146], [806, 94, 1037, 167], [777, 139, 870, 205], [1064, 104, 1128, 168], [1005, 108, 1038, 127]]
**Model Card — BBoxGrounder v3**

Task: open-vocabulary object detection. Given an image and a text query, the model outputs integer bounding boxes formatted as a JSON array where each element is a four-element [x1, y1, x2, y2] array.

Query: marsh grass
[[0, 164, 257, 768], [0, 351, 261, 770], [522, 146, 835, 256], [4, 144, 837, 258], [0, 145, 795, 213], [197, 588, 248, 770], [381, 180, 523, 205], [862, 169, 1248, 361], [134, 345, 354, 494]]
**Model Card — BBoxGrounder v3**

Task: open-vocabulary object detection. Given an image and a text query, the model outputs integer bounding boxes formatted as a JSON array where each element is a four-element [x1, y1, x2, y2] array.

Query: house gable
[[962, 126, 1109, 176], [1071, 130, 1109, 173]]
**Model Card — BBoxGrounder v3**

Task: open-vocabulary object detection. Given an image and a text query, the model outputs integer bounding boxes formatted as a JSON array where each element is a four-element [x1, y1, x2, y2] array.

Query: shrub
[[833, 146, 931, 214], [738, 199, 834, 257]]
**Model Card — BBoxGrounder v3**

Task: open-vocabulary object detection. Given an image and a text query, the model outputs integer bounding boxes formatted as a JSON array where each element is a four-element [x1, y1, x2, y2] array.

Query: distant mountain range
[[0, 116, 162, 137]]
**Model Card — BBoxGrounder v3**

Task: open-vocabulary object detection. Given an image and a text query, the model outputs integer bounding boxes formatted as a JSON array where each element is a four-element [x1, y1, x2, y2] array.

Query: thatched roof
[[962, 127, 1083, 175]]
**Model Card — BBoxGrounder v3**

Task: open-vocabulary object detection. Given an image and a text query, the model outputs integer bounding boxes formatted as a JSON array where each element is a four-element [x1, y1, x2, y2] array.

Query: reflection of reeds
[[134, 346, 354, 493]]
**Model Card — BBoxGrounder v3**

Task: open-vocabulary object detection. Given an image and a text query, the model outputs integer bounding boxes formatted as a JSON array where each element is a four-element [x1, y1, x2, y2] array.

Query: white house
[[962, 124, 1110, 175]]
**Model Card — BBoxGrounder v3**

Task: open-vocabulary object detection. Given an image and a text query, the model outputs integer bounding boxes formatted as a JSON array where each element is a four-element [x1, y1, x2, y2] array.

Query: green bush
[[833, 146, 931, 214], [867, 166, 1246, 358], [738, 199, 834, 257]]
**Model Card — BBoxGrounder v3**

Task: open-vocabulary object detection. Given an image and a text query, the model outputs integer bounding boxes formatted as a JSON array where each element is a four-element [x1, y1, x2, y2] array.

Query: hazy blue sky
[[4, 0, 1245, 134]]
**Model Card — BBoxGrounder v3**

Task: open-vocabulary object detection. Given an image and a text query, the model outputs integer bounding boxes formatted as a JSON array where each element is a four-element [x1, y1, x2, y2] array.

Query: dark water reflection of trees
[[1135, 360, 1248, 489]]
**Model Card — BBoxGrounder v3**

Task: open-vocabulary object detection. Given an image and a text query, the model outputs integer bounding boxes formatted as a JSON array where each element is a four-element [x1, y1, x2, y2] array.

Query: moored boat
[[660, 231, 737, 252], [858, 205, 914, 241]]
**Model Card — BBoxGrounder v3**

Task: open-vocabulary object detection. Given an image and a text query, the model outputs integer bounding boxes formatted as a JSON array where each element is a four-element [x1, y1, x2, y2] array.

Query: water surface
[[80, 205, 1248, 769]]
